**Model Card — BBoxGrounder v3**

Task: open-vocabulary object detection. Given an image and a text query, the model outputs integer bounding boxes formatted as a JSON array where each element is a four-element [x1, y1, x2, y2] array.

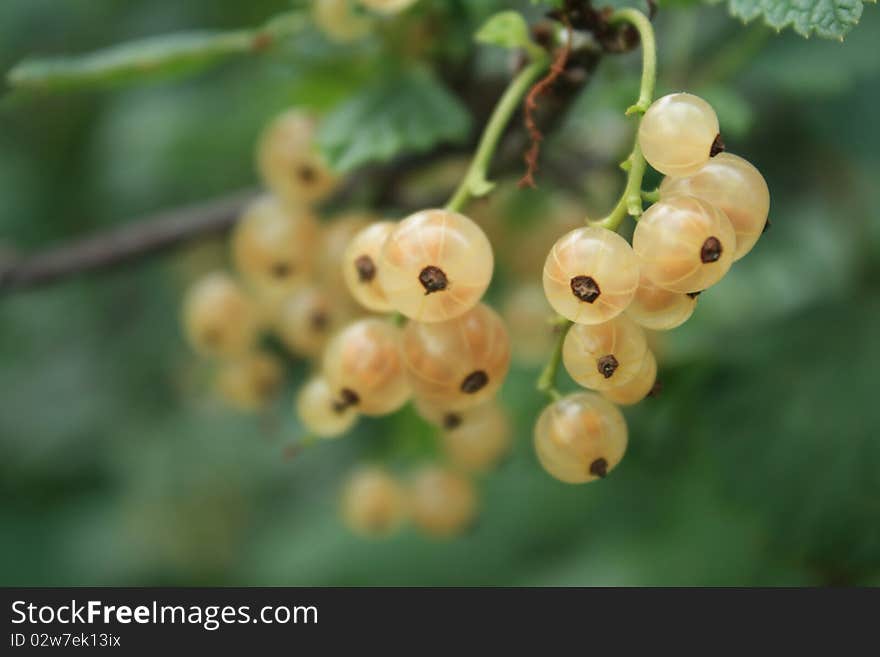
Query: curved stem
[[446, 54, 549, 213], [611, 8, 656, 116], [536, 318, 572, 402]]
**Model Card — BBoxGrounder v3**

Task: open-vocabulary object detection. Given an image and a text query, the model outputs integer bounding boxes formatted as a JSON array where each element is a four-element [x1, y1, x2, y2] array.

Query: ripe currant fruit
[[633, 196, 736, 293], [216, 351, 284, 412], [342, 221, 396, 313], [562, 314, 648, 391], [638, 93, 720, 177], [441, 402, 511, 474], [543, 226, 639, 325], [659, 153, 770, 260], [601, 349, 658, 406], [377, 209, 493, 322], [409, 466, 478, 538], [296, 376, 359, 438], [626, 270, 697, 331], [322, 318, 411, 416], [257, 110, 337, 205], [533, 392, 628, 484], [402, 303, 511, 411], [341, 466, 405, 537], [232, 195, 319, 293], [275, 286, 340, 359], [182, 271, 258, 359], [318, 213, 372, 310]]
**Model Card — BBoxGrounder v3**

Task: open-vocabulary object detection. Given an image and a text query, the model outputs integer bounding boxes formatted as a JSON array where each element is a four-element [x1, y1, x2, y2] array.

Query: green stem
[[446, 54, 549, 213], [641, 188, 660, 204], [611, 8, 657, 116], [536, 318, 572, 402]]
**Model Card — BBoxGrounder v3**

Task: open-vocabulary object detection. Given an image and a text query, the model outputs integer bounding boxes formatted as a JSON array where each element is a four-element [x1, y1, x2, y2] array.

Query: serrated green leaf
[[318, 67, 472, 172], [475, 11, 536, 52], [725, 0, 864, 39]]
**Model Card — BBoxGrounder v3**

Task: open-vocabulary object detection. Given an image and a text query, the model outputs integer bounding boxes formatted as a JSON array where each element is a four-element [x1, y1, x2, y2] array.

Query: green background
[[1, 0, 878, 586]]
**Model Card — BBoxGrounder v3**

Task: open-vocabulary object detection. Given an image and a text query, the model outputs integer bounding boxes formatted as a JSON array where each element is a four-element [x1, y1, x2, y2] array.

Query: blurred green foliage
[[0, 0, 878, 586]]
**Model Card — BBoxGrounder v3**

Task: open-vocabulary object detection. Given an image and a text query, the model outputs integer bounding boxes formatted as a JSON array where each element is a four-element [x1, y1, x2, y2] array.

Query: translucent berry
[[633, 196, 736, 293], [296, 376, 359, 438], [257, 111, 337, 205], [602, 349, 658, 406], [626, 270, 697, 331], [182, 271, 258, 359], [341, 466, 405, 537], [534, 392, 628, 484], [562, 315, 648, 391], [275, 286, 340, 359], [502, 284, 556, 365], [660, 153, 770, 260], [323, 318, 410, 416], [639, 93, 720, 177], [402, 303, 511, 411], [377, 209, 493, 322], [343, 221, 396, 313], [216, 351, 284, 412], [442, 403, 511, 474], [359, 0, 418, 14], [543, 226, 639, 325], [409, 466, 478, 537], [318, 213, 372, 309], [232, 195, 319, 293]]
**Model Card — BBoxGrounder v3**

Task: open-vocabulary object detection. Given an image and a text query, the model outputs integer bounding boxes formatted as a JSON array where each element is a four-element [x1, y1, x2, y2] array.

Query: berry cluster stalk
[[536, 317, 573, 401]]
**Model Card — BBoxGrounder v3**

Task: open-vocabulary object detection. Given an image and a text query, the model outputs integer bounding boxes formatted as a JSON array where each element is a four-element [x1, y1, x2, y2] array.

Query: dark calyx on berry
[[419, 265, 448, 295], [296, 165, 317, 183], [596, 354, 619, 379], [762, 218, 772, 234], [442, 413, 463, 430], [686, 291, 702, 299], [700, 237, 722, 263], [589, 458, 608, 478], [570, 275, 601, 303], [460, 370, 489, 394], [648, 381, 663, 398], [310, 310, 329, 332], [271, 262, 292, 278], [355, 255, 377, 282], [710, 133, 725, 157], [332, 388, 360, 413]]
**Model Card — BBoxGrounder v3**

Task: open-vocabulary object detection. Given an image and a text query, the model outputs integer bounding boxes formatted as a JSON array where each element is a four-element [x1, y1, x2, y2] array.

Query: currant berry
[[323, 318, 411, 416], [660, 153, 770, 260], [216, 351, 284, 412], [409, 466, 478, 537], [442, 403, 511, 474], [319, 213, 372, 309], [232, 195, 319, 293], [343, 221, 396, 313], [639, 93, 720, 177], [626, 270, 697, 331], [377, 209, 493, 322], [534, 392, 628, 484], [276, 286, 340, 359], [183, 271, 258, 359], [257, 111, 337, 205], [358, 0, 418, 14], [633, 196, 736, 293], [562, 314, 648, 391], [296, 376, 359, 438], [601, 349, 658, 406], [402, 303, 511, 411], [341, 466, 405, 537], [502, 284, 555, 365], [543, 226, 639, 325]]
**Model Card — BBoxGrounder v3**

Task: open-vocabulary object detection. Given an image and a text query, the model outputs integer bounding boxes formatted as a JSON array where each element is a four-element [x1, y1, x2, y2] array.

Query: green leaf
[[318, 67, 472, 172], [475, 11, 538, 54], [723, 0, 864, 40]]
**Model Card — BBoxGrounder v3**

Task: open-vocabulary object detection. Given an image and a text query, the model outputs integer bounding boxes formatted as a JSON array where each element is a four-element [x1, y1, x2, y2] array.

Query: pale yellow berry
[[343, 221, 395, 313], [378, 209, 493, 322], [534, 392, 628, 484], [296, 376, 358, 438], [257, 110, 337, 205], [182, 271, 258, 359], [341, 467, 405, 537], [402, 303, 511, 411], [543, 226, 639, 325], [275, 286, 340, 359], [442, 403, 511, 474], [409, 466, 478, 537], [502, 284, 556, 365], [318, 213, 373, 309], [323, 318, 411, 416], [601, 350, 657, 406], [626, 270, 697, 330], [633, 196, 736, 293], [358, 0, 418, 14], [562, 315, 648, 391], [639, 93, 719, 177], [216, 351, 284, 412], [231, 195, 319, 293], [660, 153, 770, 260]]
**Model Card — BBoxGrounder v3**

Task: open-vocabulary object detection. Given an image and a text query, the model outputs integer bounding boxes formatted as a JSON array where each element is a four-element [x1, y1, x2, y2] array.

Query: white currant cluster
[[536, 92, 769, 485]]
